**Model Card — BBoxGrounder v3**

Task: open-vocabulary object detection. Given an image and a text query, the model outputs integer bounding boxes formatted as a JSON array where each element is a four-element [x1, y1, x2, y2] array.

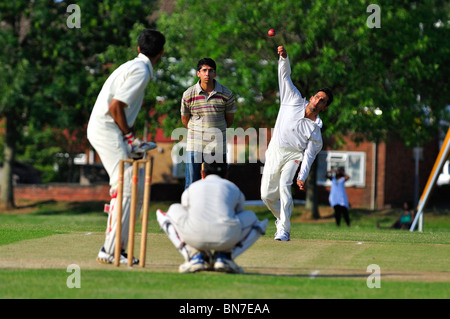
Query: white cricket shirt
[[87, 53, 153, 135], [179, 174, 244, 243], [271, 55, 323, 182]]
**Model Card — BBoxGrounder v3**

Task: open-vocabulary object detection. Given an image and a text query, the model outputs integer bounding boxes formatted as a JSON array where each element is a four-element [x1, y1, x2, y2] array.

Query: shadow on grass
[[15, 200, 57, 209], [32, 200, 176, 217], [34, 201, 105, 216]]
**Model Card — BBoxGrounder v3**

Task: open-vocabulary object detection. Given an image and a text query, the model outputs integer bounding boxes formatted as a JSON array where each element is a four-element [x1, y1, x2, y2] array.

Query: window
[[317, 151, 366, 187]]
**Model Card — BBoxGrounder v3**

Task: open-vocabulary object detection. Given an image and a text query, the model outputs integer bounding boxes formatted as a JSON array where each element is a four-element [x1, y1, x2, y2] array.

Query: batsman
[[87, 29, 165, 265]]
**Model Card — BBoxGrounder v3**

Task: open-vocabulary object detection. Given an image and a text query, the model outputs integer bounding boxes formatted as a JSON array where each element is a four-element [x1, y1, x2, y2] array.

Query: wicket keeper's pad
[[104, 163, 146, 254]]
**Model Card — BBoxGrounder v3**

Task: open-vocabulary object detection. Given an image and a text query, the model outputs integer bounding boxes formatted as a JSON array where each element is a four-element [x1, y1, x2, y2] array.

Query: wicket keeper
[[157, 160, 268, 273]]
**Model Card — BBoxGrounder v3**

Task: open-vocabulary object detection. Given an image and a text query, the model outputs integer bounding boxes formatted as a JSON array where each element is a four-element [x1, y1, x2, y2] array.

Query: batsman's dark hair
[[316, 87, 334, 106], [197, 58, 216, 71], [203, 158, 228, 178], [138, 29, 165, 58]]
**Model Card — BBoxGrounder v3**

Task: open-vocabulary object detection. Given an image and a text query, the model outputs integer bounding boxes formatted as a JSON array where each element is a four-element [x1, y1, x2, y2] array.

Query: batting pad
[[232, 218, 268, 259], [156, 209, 190, 261], [104, 197, 131, 254], [103, 165, 146, 255]]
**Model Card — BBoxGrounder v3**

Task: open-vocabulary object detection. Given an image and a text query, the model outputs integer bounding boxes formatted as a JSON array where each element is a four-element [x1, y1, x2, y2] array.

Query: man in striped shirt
[[181, 58, 237, 189]]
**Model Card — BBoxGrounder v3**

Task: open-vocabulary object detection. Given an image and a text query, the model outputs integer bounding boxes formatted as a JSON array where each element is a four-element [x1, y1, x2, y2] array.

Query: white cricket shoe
[[96, 247, 139, 265], [179, 253, 208, 273], [214, 253, 244, 274], [274, 231, 290, 241]]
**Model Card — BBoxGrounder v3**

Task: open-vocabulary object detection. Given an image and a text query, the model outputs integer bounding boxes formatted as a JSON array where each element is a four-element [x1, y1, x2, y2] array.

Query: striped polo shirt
[[181, 80, 237, 153]]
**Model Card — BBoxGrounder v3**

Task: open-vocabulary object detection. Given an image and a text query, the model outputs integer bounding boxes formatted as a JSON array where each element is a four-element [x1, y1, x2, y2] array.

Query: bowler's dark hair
[[138, 29, 165, 58], [197, 58, 216, 71], [316, 87, 333, 106]]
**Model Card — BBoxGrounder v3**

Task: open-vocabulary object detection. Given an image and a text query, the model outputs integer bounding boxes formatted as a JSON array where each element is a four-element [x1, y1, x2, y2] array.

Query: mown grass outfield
[[0, 200, 448, 301]]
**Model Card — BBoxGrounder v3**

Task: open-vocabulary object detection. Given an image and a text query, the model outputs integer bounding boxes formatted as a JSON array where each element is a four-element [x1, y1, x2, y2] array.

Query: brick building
[[318, 134, 439, 209]]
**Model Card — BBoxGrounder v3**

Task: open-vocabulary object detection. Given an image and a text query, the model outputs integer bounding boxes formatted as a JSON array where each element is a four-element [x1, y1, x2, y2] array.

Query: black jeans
[[333, 205, 350, 226]]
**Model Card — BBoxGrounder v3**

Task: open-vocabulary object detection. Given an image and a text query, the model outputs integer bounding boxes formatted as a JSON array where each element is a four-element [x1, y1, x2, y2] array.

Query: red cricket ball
[[268, 29, 276, 37]]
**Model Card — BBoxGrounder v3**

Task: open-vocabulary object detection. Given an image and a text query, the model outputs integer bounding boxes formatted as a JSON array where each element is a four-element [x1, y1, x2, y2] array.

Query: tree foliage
[[1, 0, 448, 209], [155, 0, 449, 148], [152, 0, 448, 217], [0, 0, 156, 207]]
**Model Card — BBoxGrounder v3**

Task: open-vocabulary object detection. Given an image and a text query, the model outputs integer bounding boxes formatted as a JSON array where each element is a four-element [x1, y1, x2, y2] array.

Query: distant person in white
[[87, 29, 165, 265], [261, 45, 333, 241], [326, 167, 350, 227], [157, 160, 268, 273]]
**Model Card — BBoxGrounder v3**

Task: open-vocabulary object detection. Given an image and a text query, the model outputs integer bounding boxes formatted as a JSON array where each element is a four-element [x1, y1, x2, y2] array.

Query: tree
[[0, 0, 156, 209], [154, 0, 449, 216]]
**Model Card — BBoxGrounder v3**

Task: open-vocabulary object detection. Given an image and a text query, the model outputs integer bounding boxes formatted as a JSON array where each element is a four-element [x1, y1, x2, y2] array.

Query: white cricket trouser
[[165, 204, 259, 259], [260, 143, 302, 233], [87, 121, 128, 190], [87, 122, 145, 254]]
